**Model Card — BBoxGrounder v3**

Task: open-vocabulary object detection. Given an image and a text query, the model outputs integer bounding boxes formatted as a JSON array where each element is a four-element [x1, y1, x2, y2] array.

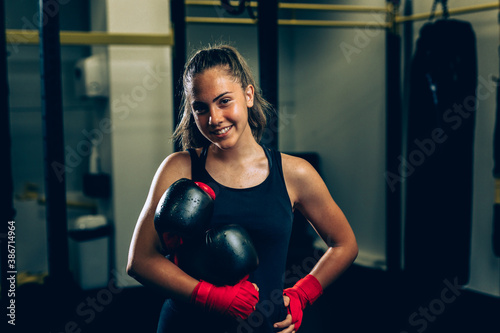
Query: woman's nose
[[208, 107, 223, 126]]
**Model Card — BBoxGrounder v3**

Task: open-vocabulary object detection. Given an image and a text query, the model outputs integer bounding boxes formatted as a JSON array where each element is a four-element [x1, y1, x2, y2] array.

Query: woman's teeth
[[214, 126, 231, 135]]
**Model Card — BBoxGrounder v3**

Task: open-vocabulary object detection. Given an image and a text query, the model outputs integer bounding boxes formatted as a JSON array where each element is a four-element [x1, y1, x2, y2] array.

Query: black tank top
[[188, 145, 294, 332]]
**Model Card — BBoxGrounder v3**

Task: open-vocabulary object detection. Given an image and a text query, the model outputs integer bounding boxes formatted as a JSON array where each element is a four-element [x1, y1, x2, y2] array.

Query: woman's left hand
[[273, 295, 295, 333]]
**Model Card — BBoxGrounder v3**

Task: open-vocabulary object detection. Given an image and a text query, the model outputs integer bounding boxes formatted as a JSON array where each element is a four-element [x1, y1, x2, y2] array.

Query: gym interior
[[2, 0, 500, 332]]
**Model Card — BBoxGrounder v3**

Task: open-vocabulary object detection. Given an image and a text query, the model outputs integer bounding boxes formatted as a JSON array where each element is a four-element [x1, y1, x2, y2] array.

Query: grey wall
[[285, 1, 387, 267]]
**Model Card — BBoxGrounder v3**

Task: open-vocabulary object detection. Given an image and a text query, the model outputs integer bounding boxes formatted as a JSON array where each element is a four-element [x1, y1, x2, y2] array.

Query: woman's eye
[[192, 103, 207, 114], [220, 98, 230, 105]]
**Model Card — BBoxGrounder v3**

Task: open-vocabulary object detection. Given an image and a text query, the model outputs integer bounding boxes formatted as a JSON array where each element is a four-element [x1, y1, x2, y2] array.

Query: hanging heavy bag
[[404, 11, 477, 286], [493, 71, 500, 258]]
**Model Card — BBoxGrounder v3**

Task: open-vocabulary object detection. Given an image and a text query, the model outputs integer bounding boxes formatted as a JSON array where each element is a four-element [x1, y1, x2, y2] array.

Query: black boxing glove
[[177, 224, 259, 286], [154, 178, 215, 254]]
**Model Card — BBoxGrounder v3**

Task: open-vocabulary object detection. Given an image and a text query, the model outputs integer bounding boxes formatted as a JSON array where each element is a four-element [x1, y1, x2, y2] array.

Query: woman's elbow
[[346, 231, 358, 262], [126, 249, 144, 278], [350, 241, 359, 263], [126, 246, 163, 280], [126, 257, 137, 278]]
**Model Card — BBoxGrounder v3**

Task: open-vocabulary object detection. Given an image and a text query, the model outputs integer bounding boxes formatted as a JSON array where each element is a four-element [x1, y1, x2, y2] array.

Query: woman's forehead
[[190, 69, 241, 97]]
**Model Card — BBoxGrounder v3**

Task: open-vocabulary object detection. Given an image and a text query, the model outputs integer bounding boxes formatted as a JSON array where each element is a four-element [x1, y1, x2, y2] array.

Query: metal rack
[[6, 30, 174, 46], [3, 2, 499, 45]]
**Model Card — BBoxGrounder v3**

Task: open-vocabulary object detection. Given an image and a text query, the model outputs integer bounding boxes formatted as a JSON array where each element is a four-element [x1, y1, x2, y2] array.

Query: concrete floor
[[11, 264, 500, 333]]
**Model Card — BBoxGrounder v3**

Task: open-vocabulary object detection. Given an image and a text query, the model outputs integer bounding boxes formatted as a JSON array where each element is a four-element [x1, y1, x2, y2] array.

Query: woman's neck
[[205, 136, 269, 189], [209, 137, 262, 163]]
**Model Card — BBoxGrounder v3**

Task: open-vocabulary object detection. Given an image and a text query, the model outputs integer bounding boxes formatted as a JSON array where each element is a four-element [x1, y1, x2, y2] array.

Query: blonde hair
[[173, 45, 274, 150]]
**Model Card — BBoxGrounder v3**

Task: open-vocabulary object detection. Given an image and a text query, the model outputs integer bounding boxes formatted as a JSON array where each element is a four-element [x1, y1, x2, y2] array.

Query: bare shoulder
[[153, 151, 193, 190], [280, 152, 329, 202], [280, 153, 318, 182], [161, 150, 192, 172]]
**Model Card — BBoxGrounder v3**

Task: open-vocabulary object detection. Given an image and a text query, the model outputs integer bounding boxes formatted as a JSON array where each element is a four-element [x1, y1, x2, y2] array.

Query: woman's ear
[[245, 85, 255, 108]]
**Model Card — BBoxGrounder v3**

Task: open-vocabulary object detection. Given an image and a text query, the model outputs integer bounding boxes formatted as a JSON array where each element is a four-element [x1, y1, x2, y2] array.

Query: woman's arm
[[275, 154, 358, 332], [282, 154, 358, 288], [126, 152, 199, 302]]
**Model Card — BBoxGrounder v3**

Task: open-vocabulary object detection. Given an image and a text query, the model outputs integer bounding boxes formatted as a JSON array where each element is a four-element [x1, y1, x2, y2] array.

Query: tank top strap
[[186, 148, 200, 180], [187, 146, 210, 181], [262, 145, 287, 185], [200, 145, 209, 165], [261, 145, 273, 170]]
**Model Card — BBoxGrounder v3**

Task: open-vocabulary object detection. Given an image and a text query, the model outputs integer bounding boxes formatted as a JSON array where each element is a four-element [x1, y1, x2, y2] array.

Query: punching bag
[[493, 48, 500, 257], [404, 16, 477, 286]]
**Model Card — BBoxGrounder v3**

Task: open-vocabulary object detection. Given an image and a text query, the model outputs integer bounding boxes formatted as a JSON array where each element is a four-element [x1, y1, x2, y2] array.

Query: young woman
[[127, 45, 358, 333]]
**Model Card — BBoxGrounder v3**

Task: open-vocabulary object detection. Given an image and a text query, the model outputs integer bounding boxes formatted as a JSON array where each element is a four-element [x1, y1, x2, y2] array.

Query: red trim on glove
[[283, 274, 323, 331], [195, 181, 216, 200], [191, 276, 259, 320], [162, 232, 183, 254]]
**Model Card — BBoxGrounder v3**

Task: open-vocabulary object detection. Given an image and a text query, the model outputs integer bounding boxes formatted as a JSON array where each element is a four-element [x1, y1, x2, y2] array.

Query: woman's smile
[[211, 125, 233, 136]]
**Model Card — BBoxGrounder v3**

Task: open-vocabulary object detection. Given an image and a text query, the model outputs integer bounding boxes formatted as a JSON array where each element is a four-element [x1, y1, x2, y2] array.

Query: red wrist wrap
[[283, 274, 323, 331], [190, 276, 259, 320]]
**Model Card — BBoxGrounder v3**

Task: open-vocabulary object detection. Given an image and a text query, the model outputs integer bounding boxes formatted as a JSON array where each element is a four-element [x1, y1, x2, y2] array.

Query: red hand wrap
[[283, 274, 323, 331], [191, 276, 259, 320]]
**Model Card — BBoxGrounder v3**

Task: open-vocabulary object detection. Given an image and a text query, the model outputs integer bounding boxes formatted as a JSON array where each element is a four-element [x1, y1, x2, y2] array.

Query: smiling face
[[189, 66, 255, 150]]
